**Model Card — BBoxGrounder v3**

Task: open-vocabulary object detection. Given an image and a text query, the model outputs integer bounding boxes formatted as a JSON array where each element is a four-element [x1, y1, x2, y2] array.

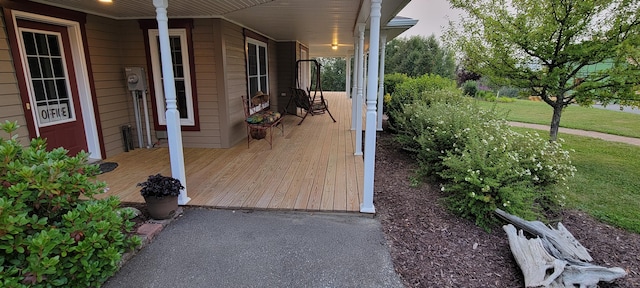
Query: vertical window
[[246, 38, 268, 97], [148, 29, 195, 126], [20, 30, 75, 126]]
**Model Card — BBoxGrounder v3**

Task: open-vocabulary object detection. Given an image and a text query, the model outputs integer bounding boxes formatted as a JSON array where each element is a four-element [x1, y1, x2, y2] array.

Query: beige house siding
[[0, 12, 30, 145], [216, 19, 247, 148], [180, 18, 221, 148], [85, 15, 139, 158], [2, 10, 283, 154], [117, 19, 156, 153], [87, 16, 225, 153]]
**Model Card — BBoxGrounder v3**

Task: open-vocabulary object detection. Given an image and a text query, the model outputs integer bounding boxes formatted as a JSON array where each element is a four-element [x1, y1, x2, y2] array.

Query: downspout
[[153, 0, 190, 205]]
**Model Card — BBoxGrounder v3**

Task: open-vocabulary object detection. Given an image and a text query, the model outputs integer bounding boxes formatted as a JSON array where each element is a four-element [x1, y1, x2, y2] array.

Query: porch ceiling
[[30, 0, 415, 57]]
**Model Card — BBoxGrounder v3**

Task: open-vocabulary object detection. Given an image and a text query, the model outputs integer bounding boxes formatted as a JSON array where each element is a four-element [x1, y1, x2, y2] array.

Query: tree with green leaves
[[315, 57, 346, 91], [385, 35, 456, 79], [447, 0, 640, 140]]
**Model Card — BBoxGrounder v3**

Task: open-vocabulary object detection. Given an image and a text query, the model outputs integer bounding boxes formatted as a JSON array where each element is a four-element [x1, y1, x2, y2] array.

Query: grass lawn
[[477, 99, 640, 138], [512, 127, 640, 233]]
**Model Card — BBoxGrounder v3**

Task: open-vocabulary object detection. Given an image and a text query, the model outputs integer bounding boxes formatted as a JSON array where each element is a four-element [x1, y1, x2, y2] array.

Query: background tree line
[[315, 35, 456, 91]]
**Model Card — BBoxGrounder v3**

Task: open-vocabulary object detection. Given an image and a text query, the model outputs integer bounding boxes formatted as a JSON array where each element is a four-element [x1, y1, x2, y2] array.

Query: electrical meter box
[[124, 67, 147, 91]]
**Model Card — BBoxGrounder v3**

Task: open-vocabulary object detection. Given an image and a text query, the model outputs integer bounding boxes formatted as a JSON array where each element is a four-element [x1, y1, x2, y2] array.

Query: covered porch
[[97, 92, 364, 212]]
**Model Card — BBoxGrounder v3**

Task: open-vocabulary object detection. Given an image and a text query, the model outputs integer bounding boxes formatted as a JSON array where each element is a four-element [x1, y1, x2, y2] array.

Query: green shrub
[[476, 90, 497, 101], [497, 86, 521, 98], [394, 99, 498, 180], [389, 94, 575, 231], [438, 125, 575, 230], [0, 121, 140, 287], [386, 74, 459, 131], [383, 93, 392, 113], [462, 80, 478, 97], [397, 102, 484, 181], [384, 73, 410, 96]]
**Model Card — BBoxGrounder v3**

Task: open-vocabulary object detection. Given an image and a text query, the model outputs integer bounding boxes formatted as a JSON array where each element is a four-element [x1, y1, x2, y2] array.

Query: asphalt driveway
[[104, 209, 403, 288]]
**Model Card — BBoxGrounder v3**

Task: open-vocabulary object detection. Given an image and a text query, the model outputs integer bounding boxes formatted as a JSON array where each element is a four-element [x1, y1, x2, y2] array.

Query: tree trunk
[[549, 104, 564, 141]]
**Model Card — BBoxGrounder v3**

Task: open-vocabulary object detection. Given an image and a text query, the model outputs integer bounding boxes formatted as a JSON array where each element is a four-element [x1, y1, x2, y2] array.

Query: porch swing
[[286, 59, 336, 125]]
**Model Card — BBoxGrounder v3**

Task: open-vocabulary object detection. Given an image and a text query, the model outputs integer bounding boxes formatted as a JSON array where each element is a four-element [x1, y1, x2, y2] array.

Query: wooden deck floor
[[97, 92, 364, 212]]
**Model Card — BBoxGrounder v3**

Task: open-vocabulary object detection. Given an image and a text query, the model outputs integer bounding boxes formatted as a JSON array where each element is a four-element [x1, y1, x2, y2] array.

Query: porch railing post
[[361, 0, 382, 213], [377, 33, 387, 131], [153, 0, 190, 205], [355, 24, 365, 156], [345, 55, 352, 98], [351, 37, 359, 130]]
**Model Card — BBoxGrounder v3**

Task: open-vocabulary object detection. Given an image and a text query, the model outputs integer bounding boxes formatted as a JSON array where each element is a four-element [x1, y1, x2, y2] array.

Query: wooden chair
[[241, 94, 284, 149]]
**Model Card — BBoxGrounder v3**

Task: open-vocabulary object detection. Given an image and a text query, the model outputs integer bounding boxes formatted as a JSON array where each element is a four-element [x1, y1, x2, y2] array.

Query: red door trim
[[16, 20, 88, 155], [2, 2, 106, 158]]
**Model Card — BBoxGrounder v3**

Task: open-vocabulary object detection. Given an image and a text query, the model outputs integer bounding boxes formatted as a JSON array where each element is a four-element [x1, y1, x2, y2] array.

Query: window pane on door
[[40, 58, 53, 78], [52, 58, 64, 77], [28, 57, 41, 78], [44, 80, 57, 100], [47, 35, 60, 56], [22, 30, 74, 126], [33, 80, 45, 101], [23, 32, 37, 55], [35, 33, 49, 55], [56, 79, 68, 99]]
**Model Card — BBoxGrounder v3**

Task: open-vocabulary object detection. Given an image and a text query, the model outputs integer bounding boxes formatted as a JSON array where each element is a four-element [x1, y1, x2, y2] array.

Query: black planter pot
[[144, 195, 178, 220]]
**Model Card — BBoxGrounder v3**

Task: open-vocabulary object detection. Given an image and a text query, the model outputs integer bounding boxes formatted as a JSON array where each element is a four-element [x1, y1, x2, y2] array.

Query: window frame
[[298, 44, 310, 90], [140, 19, 199, 131], [245, 37, 269, 100]]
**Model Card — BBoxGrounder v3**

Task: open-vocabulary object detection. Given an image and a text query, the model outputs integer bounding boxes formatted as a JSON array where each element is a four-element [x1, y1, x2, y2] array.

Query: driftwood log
[[496, 209, 626, 288]]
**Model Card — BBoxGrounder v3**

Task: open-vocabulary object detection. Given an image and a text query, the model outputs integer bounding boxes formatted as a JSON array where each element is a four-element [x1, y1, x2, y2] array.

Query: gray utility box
[[124, 67, 147, 91]]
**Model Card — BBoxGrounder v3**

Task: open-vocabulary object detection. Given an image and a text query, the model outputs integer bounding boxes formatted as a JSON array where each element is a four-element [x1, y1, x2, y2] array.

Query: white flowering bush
[[390, 87, 576, 231], [438, 122, 576, 230], [395, 97, 501, 181]]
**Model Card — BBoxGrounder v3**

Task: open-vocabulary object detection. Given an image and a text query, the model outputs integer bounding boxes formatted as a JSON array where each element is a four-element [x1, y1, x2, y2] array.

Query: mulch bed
[[373, 130, 640, 287]]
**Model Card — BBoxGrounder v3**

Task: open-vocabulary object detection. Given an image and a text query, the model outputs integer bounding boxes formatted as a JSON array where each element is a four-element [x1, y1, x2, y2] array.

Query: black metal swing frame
[[284, 59, 336, 125]]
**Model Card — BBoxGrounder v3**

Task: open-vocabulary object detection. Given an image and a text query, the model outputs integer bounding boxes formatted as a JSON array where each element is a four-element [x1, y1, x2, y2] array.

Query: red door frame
[[16, 19, 88, 155], [2, 1, 106, 158]]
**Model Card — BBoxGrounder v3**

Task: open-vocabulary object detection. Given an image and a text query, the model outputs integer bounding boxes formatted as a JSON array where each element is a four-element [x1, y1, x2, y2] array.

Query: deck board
[[97, 92, 365, 212]]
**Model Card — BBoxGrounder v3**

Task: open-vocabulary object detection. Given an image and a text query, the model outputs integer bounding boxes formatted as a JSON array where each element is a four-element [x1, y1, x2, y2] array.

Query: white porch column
[[351, 38, 359, 130], [153, 0, 190, 205], [363, 53, 368, 106], [361, 0, 382, 214], [377, 33, 387, 131], [345, 55, 352, 98], [355, 24, 365, 155]]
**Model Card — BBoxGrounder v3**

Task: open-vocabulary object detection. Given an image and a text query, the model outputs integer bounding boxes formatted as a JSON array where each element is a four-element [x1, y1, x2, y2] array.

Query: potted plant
[[137, 174, 183, 219]]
